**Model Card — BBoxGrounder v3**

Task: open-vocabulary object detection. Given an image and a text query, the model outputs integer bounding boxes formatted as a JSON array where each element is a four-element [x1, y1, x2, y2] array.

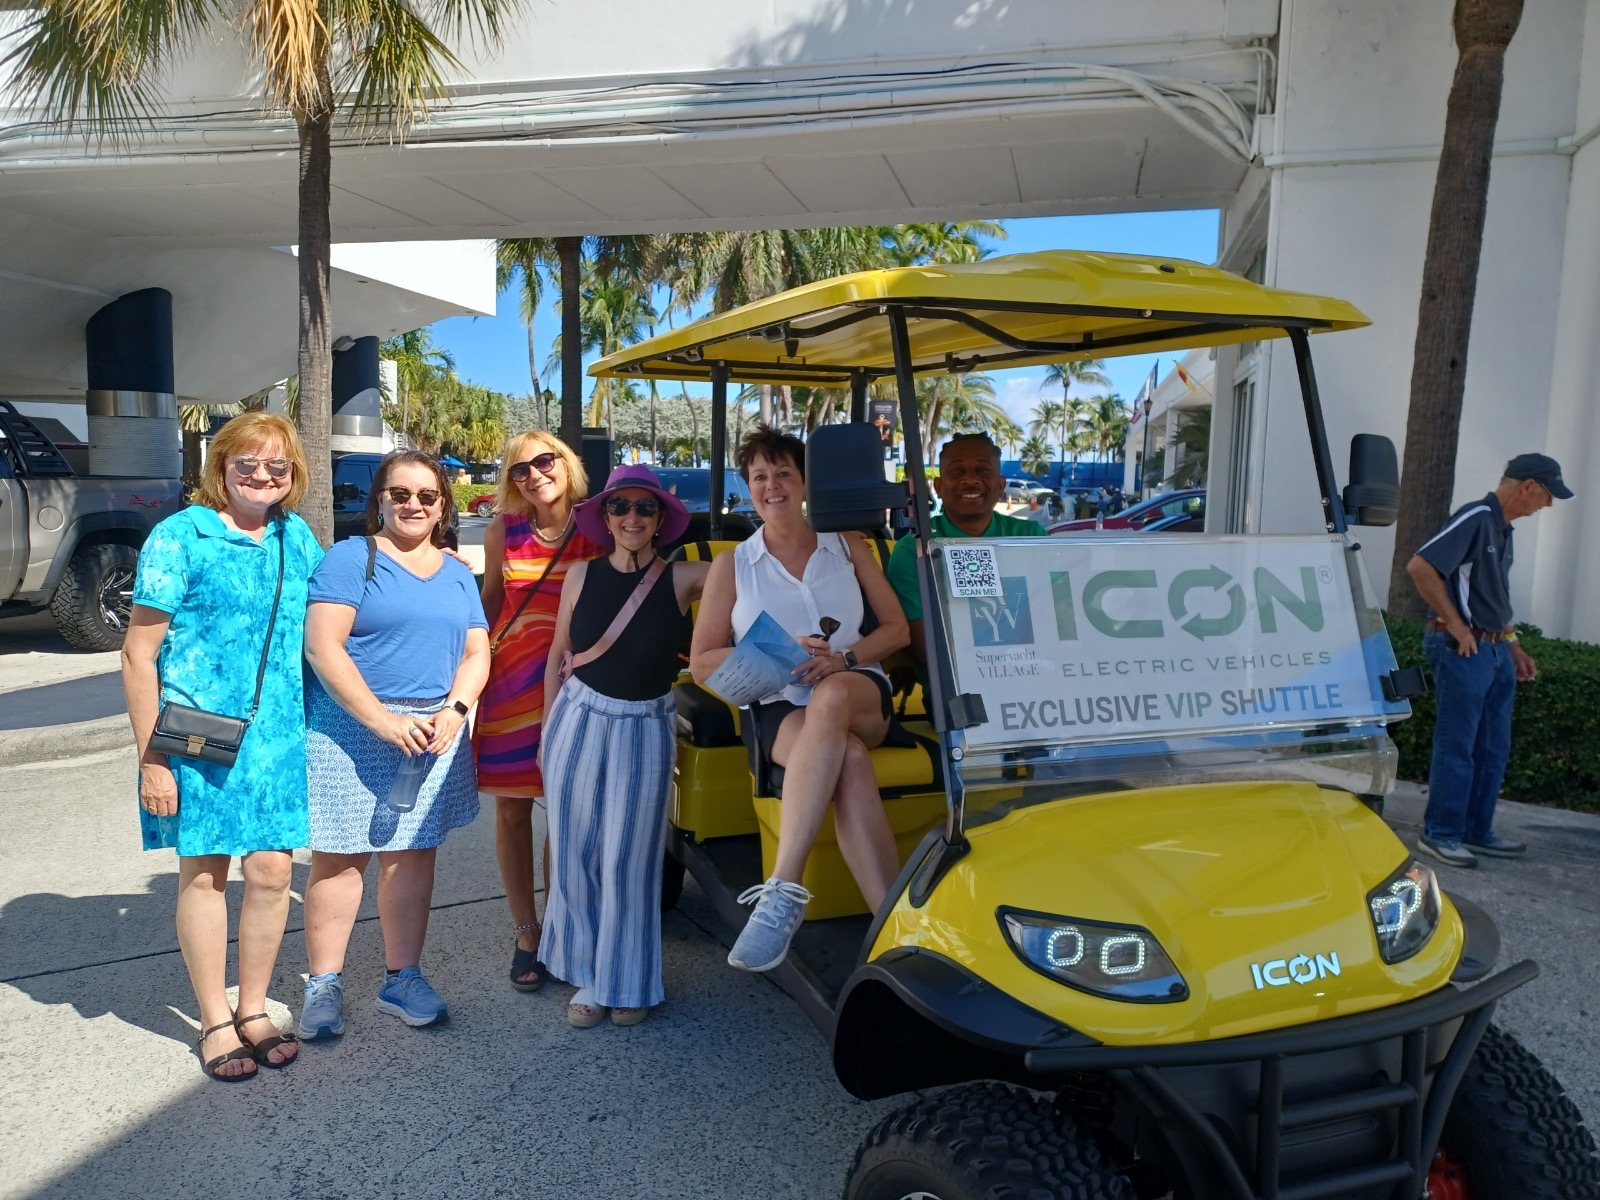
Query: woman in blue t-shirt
[[297, 452, 490, 1040]]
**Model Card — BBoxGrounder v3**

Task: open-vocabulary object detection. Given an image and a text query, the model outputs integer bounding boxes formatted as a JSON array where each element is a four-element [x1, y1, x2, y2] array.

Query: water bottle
[[386, 752, 434, 813]]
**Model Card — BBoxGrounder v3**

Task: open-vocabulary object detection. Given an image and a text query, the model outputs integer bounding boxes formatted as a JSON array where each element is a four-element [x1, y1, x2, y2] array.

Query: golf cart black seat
[[660, 511, 756, 558]]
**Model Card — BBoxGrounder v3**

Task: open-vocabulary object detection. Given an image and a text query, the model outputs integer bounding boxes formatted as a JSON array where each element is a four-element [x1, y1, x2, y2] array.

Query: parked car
[[1001, 477, 1050, 506], [653, 467, 756, 515], [1140, 509, 1206, 533], [1050, 487, 1205, 533], [333, 451, 460, 544], [0, 402, 182, 649], [465, 489, 497, 518]]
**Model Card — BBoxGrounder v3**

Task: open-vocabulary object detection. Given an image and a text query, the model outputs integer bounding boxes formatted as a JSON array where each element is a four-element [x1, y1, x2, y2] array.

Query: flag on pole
[[1175, 363, 1198, 392], [1130, 361, 1159, 422]]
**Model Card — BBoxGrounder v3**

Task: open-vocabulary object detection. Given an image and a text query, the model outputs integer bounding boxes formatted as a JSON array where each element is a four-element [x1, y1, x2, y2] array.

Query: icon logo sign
[[1050, 565, 1327, 642], [1250, 951, 1342, 990], [969, 577, 1034, 646]]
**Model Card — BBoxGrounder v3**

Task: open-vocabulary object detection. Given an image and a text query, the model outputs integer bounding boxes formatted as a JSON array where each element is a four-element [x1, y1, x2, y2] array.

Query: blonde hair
[[495, 430, 587, 517], [191, 411, 309, 515]]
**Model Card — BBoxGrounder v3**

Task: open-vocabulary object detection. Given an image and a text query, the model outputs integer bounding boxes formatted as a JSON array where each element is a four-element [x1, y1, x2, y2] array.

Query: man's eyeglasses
[[384, 487, 442, 507], [232, 456, 292, 479], [603, 496, 662, 518], [508, 453, 559, 482]]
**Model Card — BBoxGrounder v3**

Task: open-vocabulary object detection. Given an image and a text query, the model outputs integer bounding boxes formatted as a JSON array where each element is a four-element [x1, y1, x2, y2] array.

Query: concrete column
[[330, 336, 385, 454], [84, 288, 179, 478]]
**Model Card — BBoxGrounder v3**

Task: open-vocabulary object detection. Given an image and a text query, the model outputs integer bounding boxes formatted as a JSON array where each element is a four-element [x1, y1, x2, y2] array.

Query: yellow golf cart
[[590, 251, 1599, 1200]]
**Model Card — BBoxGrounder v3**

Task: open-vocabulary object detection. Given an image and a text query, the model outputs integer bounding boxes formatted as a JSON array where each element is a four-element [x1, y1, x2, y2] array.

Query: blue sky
[[429, 209, 1220, 435]]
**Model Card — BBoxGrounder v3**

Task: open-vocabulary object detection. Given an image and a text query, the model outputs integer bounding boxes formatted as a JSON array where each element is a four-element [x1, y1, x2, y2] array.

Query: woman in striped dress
[[474, 431, 604, 991]]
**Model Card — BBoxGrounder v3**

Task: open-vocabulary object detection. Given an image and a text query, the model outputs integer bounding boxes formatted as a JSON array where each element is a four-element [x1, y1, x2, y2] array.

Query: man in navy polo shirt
[[1404, 453, 1573, 868]]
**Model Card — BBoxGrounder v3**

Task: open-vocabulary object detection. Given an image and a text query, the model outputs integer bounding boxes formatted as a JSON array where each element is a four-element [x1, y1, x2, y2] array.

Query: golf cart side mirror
[[1343, 434, 1399, 527], [806, 424, 908, 532]]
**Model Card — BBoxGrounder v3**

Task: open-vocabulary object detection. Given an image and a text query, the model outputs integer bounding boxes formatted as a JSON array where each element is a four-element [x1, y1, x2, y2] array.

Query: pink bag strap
[[568, 557, 668, 674]]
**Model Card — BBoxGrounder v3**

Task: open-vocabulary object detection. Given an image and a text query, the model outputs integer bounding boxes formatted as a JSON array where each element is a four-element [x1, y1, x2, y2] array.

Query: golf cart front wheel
[[843, 1082, 1133, 1200], [1431, 1023, 1600, 1198]]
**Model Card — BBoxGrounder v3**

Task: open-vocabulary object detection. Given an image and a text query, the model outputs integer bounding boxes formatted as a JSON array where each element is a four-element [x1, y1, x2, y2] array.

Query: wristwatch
[[450, 699, 470, 716], [841, 649, 859, 670]]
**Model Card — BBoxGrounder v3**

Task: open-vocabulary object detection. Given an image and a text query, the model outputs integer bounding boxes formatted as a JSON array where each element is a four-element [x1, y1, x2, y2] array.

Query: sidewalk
[[0, 613, 131, 763]]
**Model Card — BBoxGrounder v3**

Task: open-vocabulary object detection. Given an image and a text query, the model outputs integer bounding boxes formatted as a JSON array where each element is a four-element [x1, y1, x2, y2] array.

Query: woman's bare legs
[[829, 736, 899, 911], [376, 849, 437, 970], [769, 672, 895, 893], [235, 849, 297, 1064], [176, 854, 253, 1077], [495, 796, 552, 983], [304, 851, 371, 976]]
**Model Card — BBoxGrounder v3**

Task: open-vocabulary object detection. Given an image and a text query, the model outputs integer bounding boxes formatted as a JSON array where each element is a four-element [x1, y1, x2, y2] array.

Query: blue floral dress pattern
[[133, 506, 324, 856]]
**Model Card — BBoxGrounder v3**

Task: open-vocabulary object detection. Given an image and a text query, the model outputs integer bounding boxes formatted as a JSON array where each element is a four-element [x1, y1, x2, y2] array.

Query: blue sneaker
[[298, 972, 344, 1040], [375, 966, 449, 1027], [1464, 832, 1527, 858], [728, 878, 812, 972], [1418, 834, 1477, 869]]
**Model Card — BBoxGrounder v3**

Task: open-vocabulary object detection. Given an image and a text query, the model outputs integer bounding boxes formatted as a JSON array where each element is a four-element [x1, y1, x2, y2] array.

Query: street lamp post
[[1140, 396, 1154, 498]]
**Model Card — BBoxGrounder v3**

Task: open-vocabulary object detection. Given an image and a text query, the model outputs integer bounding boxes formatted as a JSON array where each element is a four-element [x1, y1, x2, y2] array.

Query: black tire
[[660, 849, 685, 912], [1436, 1023, 1600, 1198], [50, 542, 138, 651], [844, 1082, 1135, 1200]]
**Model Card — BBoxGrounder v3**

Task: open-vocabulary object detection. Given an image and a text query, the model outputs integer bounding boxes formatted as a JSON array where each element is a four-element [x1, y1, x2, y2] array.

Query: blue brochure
[[704, 611, 811, 706]]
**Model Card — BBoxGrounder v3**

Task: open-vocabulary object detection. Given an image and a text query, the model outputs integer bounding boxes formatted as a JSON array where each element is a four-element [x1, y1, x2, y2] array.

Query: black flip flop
[[510, 943, 548, 992], [234, 1012, 299, 1069], [198, 1020, 257, 1082]]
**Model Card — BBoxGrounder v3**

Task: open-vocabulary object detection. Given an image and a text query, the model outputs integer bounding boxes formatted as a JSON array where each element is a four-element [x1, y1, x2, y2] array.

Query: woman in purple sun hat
[[537, 464, 706, 1028]]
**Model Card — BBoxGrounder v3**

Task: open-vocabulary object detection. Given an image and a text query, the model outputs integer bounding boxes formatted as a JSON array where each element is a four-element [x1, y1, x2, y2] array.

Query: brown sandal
[[234, 1012, 299, 1069], [197, 1020, 257, 1082]]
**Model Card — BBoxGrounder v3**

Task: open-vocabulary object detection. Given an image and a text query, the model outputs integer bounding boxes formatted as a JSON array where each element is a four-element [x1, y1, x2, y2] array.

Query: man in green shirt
[[886, 433, 1048, 683]]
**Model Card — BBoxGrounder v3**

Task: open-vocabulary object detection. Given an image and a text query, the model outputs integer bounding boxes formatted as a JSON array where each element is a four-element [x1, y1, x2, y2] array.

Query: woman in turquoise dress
[[120, 412, 324, 1082]]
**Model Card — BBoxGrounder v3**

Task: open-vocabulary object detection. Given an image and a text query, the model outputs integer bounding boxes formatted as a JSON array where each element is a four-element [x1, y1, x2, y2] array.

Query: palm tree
[[1028, 399, 1064, 483], [8, 0, 521, 544], [1087, 393, 1132, 463], [495, 239, 557, 399], [381, 329, 454, 447], [1388, 0, 1525, 617], [889, 221, 1007, 265], [1042, 359, 1109, 483], [1020, 435, 1052, 479], [993, 416, 1025, 462], [544, 263, 656, 434]]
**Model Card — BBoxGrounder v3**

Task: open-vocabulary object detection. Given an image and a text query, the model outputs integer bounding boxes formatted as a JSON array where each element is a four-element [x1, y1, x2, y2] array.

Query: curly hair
[[735, 425, 807, 482], [364, 451, 456, 548]]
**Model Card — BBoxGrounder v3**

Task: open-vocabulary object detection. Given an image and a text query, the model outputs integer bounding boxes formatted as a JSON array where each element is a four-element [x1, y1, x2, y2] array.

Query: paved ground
[[1, 608, 1596, 1198]]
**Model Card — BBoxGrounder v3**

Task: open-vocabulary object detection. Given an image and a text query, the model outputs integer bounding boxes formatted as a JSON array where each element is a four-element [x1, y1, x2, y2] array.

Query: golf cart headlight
[[1000, 909, 1188, 1003], [1367, 860, 1441, 964]]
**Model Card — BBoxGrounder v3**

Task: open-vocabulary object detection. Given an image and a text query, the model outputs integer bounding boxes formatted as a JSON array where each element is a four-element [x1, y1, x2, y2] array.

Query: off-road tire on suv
[[1433, 1023, 1600, 1198], [50, 542, 138, 651], [844, 1081, 1134, 1200]]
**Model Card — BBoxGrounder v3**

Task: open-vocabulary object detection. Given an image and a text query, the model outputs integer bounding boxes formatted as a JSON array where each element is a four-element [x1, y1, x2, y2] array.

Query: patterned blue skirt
[[306, 685, 480, 854]]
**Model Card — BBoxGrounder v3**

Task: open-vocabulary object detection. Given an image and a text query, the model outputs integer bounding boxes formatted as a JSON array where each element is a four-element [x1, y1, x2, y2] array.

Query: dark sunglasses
[[232, 456, 292, 479], [384, 486, 442, 507], [508, 453, 559, 482], [603, 496, 662, 518]]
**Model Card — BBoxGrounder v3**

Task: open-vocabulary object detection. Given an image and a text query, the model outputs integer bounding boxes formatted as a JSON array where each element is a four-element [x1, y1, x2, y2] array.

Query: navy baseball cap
[[1505, 453, 1573, 499]]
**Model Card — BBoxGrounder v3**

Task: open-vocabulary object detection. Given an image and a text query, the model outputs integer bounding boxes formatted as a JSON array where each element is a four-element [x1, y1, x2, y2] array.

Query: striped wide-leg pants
[[540, 677, 676, 1009]]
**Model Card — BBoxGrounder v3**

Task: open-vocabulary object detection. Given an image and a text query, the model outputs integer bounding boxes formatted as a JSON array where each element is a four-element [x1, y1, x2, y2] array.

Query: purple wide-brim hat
[[575, 464, 691, 548]]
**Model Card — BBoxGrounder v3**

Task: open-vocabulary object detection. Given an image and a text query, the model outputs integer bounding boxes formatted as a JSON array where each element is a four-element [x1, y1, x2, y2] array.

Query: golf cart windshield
[[591, 250, 1401, 841]]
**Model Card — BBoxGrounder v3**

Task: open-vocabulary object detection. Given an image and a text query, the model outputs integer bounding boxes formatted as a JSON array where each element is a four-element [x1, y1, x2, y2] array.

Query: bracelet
[[513, 921, 539, 935], [1505, 632, 1520, 644]]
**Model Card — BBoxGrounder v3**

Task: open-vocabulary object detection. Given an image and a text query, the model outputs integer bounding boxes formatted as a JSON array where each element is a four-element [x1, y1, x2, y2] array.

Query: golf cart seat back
[[805, 425, 907, 535]]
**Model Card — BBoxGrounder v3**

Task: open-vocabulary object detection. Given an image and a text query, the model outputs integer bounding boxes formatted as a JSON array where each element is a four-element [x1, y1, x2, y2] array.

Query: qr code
[[944, 544, 1003, 598]]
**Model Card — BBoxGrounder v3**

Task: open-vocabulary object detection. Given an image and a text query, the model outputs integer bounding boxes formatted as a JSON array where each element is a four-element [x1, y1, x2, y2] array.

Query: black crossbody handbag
[[148, 527, 286, 768]]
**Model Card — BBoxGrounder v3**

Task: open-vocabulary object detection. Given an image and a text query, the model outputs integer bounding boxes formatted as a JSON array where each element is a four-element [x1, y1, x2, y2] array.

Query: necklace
[[533, 511, 573, 545]]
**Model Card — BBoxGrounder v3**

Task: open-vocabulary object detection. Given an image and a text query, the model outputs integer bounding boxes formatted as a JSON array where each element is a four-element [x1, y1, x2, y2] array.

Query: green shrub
[[1385, 615, 1600, 812], [453, 483, 494, 515]]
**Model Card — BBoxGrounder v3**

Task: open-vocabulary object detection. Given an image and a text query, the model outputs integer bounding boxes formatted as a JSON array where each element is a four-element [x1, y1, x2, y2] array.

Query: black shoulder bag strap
[[491, 525, 574, 654], [246, 523, 288, 721], [364, 534, 378, 583]]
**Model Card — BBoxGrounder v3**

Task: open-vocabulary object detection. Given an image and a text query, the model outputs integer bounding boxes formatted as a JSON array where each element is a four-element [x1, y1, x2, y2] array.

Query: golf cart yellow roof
[[589, 250, 1369, 386]]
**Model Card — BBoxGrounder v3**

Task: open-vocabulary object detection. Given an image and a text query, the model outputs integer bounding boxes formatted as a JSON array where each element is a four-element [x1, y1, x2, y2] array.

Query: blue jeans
[[1422, 632, 1516, 843]]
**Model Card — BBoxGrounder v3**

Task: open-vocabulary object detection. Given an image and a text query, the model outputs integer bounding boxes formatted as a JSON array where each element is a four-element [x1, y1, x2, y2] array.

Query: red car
[[1049, 487, 1205, 534]]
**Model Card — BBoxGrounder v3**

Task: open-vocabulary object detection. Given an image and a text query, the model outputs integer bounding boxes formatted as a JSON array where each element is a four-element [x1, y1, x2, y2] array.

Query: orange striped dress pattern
[[473, 515, 605, 798]]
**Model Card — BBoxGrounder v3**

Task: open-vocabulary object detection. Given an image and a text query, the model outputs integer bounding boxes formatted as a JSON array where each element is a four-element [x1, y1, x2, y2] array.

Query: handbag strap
[[568, 558, 667, 674], [246, 523, 287, 722], [491, 522, 574, 652]]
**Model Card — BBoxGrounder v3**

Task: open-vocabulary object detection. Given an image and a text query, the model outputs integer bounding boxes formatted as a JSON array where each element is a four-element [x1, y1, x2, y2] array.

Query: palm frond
[[243, 0, 329, 116], [3, 0, 219, 135], [418, 0, 523, 50], [334, 0, 457, 135]]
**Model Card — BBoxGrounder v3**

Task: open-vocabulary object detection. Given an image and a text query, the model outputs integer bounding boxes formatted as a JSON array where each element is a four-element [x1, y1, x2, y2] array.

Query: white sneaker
[[728, 877, 812, 972]]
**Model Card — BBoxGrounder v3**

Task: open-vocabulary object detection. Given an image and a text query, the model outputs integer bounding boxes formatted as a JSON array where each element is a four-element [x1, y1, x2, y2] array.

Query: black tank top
[[570, 556, 689, 701]]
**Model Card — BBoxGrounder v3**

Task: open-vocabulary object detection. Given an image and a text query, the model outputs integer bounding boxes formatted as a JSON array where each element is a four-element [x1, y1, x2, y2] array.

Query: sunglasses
[[384, 486, 442, 507], [232, 456, 292, 479], [603, 496, 662, 518], [508, 453, 559, 482]]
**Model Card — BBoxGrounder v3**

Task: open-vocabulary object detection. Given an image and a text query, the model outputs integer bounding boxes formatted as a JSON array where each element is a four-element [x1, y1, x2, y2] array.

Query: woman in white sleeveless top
[[691, 427, 910, 973]]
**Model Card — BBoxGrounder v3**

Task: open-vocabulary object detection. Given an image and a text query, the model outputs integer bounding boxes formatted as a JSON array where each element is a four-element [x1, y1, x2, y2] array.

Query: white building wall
[[1254, 0, 1589, 636]]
